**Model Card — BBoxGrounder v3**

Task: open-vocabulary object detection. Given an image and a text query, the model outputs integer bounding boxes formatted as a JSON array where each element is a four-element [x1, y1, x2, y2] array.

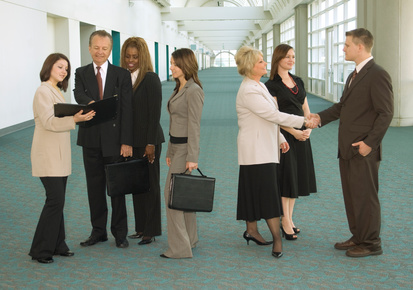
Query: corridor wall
[[0, 0, 210, 133]]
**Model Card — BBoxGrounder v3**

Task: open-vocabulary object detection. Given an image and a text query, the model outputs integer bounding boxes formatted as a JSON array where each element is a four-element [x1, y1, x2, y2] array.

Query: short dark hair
[[89, 30, 113, 48], [346, 28, 374, 52], [39, 53, 71, 92]]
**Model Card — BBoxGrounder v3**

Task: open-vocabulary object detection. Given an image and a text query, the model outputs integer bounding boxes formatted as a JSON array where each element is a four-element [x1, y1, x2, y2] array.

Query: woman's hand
[[73, 110, 95, 123], [292, 129, 309, 141], [166, 157, 171, 167], [144, 145, 155, 163], [280, 142, 290, 153], [186, 162, 198, 172]]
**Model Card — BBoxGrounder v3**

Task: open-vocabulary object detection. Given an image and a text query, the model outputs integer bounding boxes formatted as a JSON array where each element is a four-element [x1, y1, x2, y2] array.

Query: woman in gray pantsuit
[[161, 48, 204, 259]]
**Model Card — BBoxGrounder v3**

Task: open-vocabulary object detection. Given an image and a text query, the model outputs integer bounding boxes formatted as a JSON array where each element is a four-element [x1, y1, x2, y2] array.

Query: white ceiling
[[152, 0, 309, 51]]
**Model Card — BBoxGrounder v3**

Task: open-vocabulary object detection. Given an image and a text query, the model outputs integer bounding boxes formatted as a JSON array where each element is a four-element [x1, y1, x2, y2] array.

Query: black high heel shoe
[[281, 227, 297, 240], [272, 251, 283, 258], [293, 227, 300, 234], [243, 231, 273, 246]]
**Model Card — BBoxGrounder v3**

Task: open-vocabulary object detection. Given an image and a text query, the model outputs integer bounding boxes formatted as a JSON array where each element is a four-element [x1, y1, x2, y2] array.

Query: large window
[[266, 29, 273, 72], [280, 15, 296, 74], [307, 0, 356, 101], [213, 50, 237, 67]]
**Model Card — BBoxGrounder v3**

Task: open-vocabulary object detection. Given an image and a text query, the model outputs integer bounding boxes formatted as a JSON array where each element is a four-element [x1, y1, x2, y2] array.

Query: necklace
[[283, 76, 299, 95]]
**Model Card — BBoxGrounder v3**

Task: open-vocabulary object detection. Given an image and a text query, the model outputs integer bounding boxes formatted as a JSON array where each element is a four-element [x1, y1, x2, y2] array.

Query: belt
[[170, 135, 188, 144]]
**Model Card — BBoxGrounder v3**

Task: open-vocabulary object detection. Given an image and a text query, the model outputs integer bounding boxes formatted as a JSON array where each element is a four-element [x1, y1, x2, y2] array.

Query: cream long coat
[[236, 77, 305, 165], [31, 82, 76, 177]]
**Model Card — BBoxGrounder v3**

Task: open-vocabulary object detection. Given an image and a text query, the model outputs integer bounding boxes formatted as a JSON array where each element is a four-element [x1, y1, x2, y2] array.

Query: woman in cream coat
[[29, 53, 94, 264], [161, 48, 204, 259], [235, 47, 311, 258]]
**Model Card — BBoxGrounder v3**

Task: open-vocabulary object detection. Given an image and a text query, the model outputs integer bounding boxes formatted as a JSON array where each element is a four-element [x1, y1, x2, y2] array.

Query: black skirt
[[236, 163, 282, 221], [278, 128, 317, 198]]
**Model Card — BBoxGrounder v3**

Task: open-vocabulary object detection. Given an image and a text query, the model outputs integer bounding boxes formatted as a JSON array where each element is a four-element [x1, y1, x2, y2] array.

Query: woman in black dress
[[120, 37, 165, 245], [265, 44, 317, 240]]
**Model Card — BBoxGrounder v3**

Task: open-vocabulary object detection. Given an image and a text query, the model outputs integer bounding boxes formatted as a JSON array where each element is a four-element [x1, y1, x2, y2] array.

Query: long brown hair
[[120, 37, 154, 90], [39, 53, 71, 92], [171, 48, 202, 92], [269, 44, 293, 80]]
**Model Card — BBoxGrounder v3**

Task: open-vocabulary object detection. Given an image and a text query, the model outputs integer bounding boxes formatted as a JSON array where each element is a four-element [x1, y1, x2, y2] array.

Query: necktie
[[96, 66, 103, 100], [349, 69, 357, 87]]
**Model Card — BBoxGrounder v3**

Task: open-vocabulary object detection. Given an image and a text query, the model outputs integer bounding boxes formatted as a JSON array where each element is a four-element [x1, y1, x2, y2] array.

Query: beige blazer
[[31, 82, 76, 177], [236, 77, 304, 165], [166, 78, 204, 163]]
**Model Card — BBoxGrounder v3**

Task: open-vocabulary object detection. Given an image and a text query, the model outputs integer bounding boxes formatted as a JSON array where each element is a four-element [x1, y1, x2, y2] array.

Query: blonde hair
[[234, 46, 262, 77], [120, 37, 154, 90]]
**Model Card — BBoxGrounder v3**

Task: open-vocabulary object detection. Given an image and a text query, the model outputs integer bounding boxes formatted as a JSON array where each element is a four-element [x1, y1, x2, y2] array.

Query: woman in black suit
[[120, 37, 165, 245]]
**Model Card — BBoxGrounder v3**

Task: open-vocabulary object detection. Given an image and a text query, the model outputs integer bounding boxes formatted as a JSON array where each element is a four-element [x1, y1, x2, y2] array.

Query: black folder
[[54, 96, 118, 127]]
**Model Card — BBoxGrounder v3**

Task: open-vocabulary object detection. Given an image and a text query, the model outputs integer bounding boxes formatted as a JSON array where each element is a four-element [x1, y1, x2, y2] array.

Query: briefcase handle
[[181, 168, 207, 177]]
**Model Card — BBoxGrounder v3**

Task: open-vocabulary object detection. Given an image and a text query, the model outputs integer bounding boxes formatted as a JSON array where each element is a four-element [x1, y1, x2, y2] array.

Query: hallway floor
[[0, 67, 412, 289]]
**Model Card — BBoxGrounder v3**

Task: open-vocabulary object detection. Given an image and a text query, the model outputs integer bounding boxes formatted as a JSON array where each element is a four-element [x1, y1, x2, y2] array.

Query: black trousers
[[131, 144, 162, 236], [29, 177, 70, 259], [82, 147, 128, 240]]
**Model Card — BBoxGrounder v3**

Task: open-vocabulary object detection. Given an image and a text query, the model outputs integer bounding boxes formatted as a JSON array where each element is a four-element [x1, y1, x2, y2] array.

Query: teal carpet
[[0, 67, 412, 289]]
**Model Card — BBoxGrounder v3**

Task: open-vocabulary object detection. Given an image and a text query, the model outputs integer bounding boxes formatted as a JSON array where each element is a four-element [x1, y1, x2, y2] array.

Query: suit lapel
[[85, 64, 100, 101], [43, 82, 66, 103], [341, 59, 375, 102], [104, 62, 117, 98], [168, 78, 193, 111], [246, 78, 278, 110]]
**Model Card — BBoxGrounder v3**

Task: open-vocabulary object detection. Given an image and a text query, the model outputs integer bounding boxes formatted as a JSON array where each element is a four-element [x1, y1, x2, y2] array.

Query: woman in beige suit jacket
[[29, 53, 94, 264], [235, 47, 309, 259], [161, 48, 204, 259]]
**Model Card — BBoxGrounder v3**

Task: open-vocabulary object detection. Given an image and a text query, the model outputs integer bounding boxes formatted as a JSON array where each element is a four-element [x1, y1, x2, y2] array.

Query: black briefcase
[[105, 158, 150, 197], [168, 168, 215, 212]]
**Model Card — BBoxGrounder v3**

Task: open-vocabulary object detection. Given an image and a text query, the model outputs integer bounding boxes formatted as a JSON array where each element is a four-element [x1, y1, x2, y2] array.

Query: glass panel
[[321, 80, 325, 96], [313, 48, 319, 62], [348, 0, 356, 18], [312, 33, 319, 48], [320, 13, 325, 28], [320, 0, 326, 11], [313, 64, 319, 78], [347, 20, 356, 30], [320, 64, 326, 80], [319, 47, 325, 63], [337, 4, 344, 22], [319, 30, 326, 46], [338, 24, 344, 42], [312, 17, 318, 31], [328, 9, 334, 25]]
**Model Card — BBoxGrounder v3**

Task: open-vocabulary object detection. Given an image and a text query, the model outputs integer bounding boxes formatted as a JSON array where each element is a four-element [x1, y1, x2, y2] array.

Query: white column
[[358, 0, 413, 126]]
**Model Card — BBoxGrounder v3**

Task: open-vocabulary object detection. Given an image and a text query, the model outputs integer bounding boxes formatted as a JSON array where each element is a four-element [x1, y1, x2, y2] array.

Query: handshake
[[304, 113, 321, 129]]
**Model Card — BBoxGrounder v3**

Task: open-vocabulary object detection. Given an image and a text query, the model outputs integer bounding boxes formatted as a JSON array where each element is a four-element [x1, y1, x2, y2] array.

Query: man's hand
[[306, 113, 321, 129], [120, 144, 132, 157], [352, 141, 372, 156]]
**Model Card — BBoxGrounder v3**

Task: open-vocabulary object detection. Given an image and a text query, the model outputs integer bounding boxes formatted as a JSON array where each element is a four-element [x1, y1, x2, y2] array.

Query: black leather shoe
[[128, 232, 143, 239], [116, 239, 129, 248], [32, 257, 54, 264], [80, 235, 108, 247], [59, 251, 74, 257], [138, 237, 155, 245]]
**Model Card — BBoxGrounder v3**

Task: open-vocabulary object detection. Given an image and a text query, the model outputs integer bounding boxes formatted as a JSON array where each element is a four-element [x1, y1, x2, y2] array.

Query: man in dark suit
[[310, 28, 394, 257], [74, 30, 133, 248]]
